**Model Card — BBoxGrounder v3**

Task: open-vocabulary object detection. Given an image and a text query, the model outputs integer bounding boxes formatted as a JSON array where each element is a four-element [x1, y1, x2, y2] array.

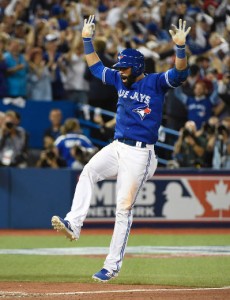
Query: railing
[[77, 104, 179, 166]]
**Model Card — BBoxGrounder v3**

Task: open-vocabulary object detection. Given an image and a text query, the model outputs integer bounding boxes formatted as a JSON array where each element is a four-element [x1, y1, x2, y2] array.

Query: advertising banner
[[87, 175, 230, 221]]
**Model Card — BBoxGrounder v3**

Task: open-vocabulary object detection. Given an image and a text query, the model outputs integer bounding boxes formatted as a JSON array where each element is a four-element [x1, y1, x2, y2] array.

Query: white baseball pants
[[66, 140, 158, 273]]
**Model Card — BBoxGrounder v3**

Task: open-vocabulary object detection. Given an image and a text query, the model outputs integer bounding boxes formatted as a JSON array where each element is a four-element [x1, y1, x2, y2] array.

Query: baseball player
[[52, 15, 191, 282]]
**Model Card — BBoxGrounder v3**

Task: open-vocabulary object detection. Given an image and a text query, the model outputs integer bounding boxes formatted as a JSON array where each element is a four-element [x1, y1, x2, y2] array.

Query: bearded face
[[119, 67, 136, 88]]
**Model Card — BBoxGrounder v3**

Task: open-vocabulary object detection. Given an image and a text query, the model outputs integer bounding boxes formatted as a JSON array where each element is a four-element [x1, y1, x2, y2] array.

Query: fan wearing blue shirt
[[174, 79, 219, 129], [52, 16, 191, 282], [55, 118, 95, 168]]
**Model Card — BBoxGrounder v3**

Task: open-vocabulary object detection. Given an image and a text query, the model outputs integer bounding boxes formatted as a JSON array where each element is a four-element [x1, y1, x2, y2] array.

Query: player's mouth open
[[121, 75, 128, 82]]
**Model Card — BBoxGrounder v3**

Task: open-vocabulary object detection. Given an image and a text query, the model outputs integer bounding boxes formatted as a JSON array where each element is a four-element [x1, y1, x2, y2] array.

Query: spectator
[[13, 20, 35, 51], [1, 13, 17, 36], [185, 16, 211, 56], [43, 34, 66, 100], [4, 37, 28, 98], [182, 64, 201, 96], [62, 1, 81, 29], [33, 19, 49, 49], [0, 34, 8, 98], [212, 121, 230, 169], [164, 64, 201, 132], [174, 79, 219, 130], [60, 34, 89, 104], [70, 143, 97, 170], [36, 134, 66, 168], [50, 4, 69, 31], [5, 0, 30, 23], [196, 116, 219, 167], [195, 56, 211, 78], [0, 0, 10, 23], [0, 110, 28, 167], [27, 47, 53, 101], [173, 121, 206, 168], [55, 118, 95, 168], [218, 71, 230, 114], [0, 111, 5, 135], [208, 32, 229, 60], [44, 108, 62, 140]]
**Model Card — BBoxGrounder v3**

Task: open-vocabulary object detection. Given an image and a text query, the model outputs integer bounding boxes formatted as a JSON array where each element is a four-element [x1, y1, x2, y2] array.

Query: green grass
[[0, 234, 230, 248], [0, 233, 229, 287]]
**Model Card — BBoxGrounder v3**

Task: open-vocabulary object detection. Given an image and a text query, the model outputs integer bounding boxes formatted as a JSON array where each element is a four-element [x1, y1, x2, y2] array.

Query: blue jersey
[[90, 63, 188, 144], [55, 133, 94, 167], [174, 82, 219, 130], [104, 69, 171, 144], [185, 97, 213, 129]]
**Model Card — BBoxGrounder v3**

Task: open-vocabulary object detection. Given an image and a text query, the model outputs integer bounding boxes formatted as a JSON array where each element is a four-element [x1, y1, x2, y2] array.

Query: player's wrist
[[83, 37, 94, 55], [176, 44, 186, 59]]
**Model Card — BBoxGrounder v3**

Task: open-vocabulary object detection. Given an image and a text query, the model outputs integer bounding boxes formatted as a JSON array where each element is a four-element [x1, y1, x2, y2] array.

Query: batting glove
[[82, 15, 95, 39]]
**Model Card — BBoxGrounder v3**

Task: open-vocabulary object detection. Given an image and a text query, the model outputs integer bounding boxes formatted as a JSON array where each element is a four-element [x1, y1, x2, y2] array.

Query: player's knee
[[80, 163, 99, 183]]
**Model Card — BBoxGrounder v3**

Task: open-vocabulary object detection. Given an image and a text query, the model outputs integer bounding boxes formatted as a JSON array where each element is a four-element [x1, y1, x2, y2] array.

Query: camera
[[74, 145, 84, 157], [217, 124, 229, 136], [203, 122, 216, 135], [72, 144, 94, 165], [182, 128, 194, 138], [5, 121, 15, 129], [46, 150, 56, 160]]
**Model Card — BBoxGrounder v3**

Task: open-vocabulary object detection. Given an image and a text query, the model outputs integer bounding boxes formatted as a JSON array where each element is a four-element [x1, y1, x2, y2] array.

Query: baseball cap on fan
[[45, 33, 59, 42]]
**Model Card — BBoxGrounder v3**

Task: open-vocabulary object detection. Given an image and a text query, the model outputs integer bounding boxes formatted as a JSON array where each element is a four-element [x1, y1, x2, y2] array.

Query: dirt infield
[[0, 228, 230, 300], [1, 227, 230, 236], [0, 282, 230, 300]]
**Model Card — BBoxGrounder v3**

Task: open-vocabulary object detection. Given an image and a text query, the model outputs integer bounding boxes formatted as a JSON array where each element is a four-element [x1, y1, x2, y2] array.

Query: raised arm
[[169, 19, 191, 71], [82, 15, 100, 67], [164, 19, 191, 88], [174, 85, 188, 104]]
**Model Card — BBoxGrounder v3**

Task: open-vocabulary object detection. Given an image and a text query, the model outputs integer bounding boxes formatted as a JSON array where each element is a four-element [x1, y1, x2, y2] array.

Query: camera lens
[[217, 125, 228, 135], [5, 121, 14, 129]]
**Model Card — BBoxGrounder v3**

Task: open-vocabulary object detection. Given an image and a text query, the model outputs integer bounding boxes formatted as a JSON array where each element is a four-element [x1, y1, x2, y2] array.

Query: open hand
[[169, 19, 191, 45], [82, 15, 95, 38]]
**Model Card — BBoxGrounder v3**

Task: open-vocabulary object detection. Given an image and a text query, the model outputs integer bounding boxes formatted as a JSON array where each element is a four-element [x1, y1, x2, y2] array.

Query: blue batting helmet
[[113, 48, 145, 77]]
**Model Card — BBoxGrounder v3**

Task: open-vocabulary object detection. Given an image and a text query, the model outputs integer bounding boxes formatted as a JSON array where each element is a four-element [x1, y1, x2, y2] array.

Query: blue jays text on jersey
[[90, 62, 188, 144], [118, 90, 151, 105]]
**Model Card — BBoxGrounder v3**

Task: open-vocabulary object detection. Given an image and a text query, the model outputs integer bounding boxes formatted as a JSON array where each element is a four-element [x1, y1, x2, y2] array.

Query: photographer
[[36, 135, 66, 168], [70, 143, 97, 170], [212, 121, 230, 169], [196, 116, 219, 167], [218, 71, 230, 114], [0, 110, 28, 167], [173, 121, 206, 168]]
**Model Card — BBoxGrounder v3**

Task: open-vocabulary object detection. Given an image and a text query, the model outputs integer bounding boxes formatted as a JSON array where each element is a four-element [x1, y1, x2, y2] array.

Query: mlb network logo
[[89, 176, 230, 221], [159, 177, 230, 220]]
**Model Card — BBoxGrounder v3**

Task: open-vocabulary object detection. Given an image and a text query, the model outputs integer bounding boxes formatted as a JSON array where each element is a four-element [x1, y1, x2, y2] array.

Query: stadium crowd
[[0, 0, 229, 169]]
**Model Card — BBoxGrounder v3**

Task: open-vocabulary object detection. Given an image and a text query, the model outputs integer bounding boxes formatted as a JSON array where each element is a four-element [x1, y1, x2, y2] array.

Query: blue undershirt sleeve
[[89, 61, 117, 85], [89, 61, 106, 81], [165, 67, 189, 88]]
